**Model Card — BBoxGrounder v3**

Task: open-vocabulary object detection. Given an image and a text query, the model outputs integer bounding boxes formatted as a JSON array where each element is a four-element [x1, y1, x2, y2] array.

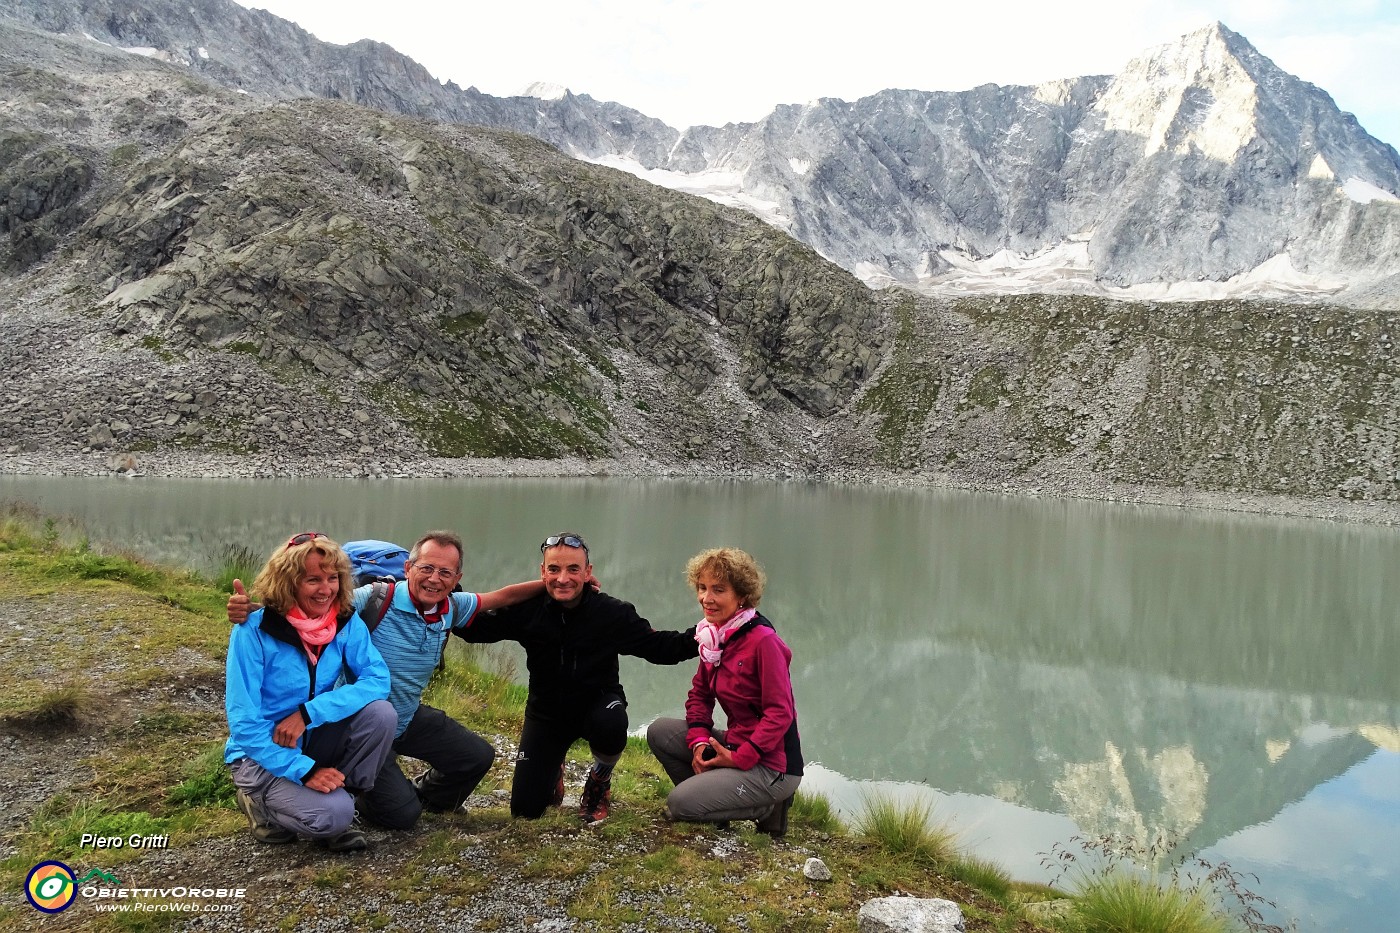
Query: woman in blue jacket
[[224, 532, 395, 851]]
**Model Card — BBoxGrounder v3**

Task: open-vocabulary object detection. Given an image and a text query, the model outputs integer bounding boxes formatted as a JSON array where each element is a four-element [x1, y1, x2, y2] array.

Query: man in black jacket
[[462, 532, 697, 821]]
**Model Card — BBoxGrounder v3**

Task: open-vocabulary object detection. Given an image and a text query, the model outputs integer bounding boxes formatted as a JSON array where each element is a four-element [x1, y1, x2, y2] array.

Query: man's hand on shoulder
[[227, 578, 261, 625]]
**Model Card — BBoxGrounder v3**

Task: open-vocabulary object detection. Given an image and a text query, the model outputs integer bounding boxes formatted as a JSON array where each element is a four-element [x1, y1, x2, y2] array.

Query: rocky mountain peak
[[520, 81, 570, 101], [1094, 22, 1279, 161]]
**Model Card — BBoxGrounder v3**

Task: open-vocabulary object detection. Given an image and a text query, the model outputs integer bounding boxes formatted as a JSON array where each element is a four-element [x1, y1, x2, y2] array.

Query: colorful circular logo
[[26, 861, 77, 913]]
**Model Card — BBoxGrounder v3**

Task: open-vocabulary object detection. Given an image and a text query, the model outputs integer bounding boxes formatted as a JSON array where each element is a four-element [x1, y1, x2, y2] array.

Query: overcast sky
[[234, 0, 1400, 149]]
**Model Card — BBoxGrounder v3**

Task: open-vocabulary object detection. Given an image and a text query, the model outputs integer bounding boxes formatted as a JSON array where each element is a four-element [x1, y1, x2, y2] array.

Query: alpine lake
[[2, 474, 1395, 933]]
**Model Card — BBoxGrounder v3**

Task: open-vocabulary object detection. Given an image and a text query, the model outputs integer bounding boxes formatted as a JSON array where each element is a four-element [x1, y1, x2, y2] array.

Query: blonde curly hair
[[685, 547, 766, 608], [252, 535, 356, 616]]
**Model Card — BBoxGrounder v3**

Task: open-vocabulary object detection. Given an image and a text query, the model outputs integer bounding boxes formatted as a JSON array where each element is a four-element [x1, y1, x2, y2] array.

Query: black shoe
[[412, 770, 460, 813], [235, 789, 295, 844], [578, 771, 611, 823], [756, 796, 792, 837], [321, 825, 368, 852]]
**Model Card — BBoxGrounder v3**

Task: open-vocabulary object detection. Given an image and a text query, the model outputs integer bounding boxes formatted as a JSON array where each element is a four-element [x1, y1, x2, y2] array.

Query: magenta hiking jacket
[[684, 615, 804, 775]]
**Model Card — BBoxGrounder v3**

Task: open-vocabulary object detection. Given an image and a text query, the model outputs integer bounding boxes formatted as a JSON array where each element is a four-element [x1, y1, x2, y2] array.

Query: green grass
[[1, 684, 89, 731], [212, 543, 261, 594], [1068, 873, 1234, 933], [791, 789, 840, 833], [853, 792, 959, 867]]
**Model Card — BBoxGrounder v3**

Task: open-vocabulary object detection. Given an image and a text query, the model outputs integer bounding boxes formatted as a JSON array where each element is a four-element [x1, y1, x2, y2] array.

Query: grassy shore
[[0, 504, 1259, 932]]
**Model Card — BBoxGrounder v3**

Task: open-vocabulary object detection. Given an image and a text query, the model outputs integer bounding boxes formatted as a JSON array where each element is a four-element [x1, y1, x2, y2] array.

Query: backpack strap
[[360, 580, 396, 632]]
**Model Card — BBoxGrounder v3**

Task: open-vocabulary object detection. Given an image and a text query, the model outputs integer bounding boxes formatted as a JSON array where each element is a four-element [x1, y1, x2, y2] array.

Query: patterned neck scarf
[[696, 608, 757, 667], [286, 605, 338, 662]]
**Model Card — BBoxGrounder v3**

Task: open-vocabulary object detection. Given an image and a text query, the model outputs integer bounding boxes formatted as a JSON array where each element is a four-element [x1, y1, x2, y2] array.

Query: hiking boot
[[549, 762, 566, 808], [235, 789, 294, 844], [321, 824, 368, 852], [578, 771, 611, 823], [755, 796, 792, 838], [411, 769, 459, 813]]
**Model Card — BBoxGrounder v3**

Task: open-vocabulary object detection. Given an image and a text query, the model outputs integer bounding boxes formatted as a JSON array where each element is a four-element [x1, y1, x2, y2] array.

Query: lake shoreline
[[4, 448, 1399, 527]]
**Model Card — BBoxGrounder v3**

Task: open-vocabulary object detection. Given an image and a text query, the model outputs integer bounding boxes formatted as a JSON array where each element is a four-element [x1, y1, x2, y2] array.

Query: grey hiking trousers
[[647, 717, 800, 823], [231, 699, 396, 840]]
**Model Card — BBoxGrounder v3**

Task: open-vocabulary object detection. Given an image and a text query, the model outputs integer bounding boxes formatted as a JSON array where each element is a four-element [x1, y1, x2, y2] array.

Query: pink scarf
[[286, 605, 338, 662], [696, 608, 757, 666]]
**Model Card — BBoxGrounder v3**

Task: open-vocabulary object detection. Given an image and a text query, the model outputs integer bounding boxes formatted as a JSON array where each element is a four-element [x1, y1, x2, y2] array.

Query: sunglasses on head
[[284, 531, 325, 550], [540, 534, 588, 556]]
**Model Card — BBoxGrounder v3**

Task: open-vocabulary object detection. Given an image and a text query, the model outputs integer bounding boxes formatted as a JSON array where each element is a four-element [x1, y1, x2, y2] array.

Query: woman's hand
[[693, 738, 736, 772], [273, 711, 307, 748], [304, 766, 346, 793]]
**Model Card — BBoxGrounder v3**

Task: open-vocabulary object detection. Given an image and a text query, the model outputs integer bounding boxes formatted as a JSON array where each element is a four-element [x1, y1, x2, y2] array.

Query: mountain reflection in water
[[2, 475, 1395, 932]]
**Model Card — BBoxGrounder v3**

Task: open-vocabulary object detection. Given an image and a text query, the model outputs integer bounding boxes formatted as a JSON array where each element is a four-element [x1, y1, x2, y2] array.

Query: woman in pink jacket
[[646, 547, 803, 836]]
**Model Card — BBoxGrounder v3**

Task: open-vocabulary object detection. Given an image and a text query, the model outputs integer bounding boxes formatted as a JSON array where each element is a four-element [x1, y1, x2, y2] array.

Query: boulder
[[857, 896, 965, 933]]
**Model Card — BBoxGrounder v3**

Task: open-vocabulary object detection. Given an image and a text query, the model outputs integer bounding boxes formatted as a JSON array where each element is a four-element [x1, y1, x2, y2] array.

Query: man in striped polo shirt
[[229, 530, 546, 831]]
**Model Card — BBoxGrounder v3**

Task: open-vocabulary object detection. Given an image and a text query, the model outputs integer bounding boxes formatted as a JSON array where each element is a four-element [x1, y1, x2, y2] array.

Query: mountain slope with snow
[[4, 3, 1398, 304]]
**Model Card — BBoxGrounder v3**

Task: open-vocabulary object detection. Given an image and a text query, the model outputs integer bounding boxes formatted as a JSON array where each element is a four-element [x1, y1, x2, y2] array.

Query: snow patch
[[122, 46, 190, 66], [197, 46, 209, 60], [1308, 155, 1335, 180], [906, 239, 1348, 302], [788, 158, 810, 176], [519, 81, 568, 101], [1341, 177, 1399, 204], [582, 155, 792, 230]]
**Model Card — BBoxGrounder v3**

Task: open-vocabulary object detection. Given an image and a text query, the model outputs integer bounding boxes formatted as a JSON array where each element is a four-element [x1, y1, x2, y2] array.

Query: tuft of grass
[[853, 792, 959, 867], [1070, 873, 1233, 933], [791, 789, 840, 834], [2, 685, 90, 733], [1043, 834, 1292, 933], [946, 854, 1014, 903], [212, 543, 262, 593]]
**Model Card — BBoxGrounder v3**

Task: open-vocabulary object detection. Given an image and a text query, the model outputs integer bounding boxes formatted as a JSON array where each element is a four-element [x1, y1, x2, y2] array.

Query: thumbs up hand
[[227, 578, 259, 625]]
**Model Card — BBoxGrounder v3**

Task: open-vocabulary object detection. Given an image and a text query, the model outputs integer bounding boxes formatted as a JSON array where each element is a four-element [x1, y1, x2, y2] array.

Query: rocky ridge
[[1, 20, 881, 470], [2, 15, 1399, 514], [7, 2, 1399, 302]]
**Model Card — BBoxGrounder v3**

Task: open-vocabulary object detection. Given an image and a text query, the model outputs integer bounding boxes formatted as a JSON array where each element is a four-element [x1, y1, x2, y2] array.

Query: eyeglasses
[[540, 534, 588, 556], [285, 531, 325, 550], [411, 563, 460, 579]]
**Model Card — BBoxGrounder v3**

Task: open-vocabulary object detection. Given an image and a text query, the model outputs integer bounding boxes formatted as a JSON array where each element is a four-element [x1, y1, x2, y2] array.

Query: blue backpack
[[343, 540, 409, 585]]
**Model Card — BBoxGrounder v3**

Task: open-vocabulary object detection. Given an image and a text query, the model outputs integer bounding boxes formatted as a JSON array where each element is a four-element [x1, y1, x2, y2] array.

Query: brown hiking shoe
[[578, 771, 611, 823], [235, 789, 294, 844], [550, 762, 566, 807]]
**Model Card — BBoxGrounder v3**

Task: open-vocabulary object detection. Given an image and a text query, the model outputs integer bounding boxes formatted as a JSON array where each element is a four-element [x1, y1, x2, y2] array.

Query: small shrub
[[49, 545, 158, 588]]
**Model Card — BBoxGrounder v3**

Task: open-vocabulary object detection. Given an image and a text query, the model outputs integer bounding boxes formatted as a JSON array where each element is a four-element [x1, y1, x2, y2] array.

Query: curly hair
[[685, 547, 766, 608], [252, 536, 356, 616]]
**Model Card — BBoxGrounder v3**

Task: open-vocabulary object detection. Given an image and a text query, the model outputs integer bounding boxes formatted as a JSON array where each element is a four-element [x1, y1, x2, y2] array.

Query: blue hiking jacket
[[224, 606, 390, 782]]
